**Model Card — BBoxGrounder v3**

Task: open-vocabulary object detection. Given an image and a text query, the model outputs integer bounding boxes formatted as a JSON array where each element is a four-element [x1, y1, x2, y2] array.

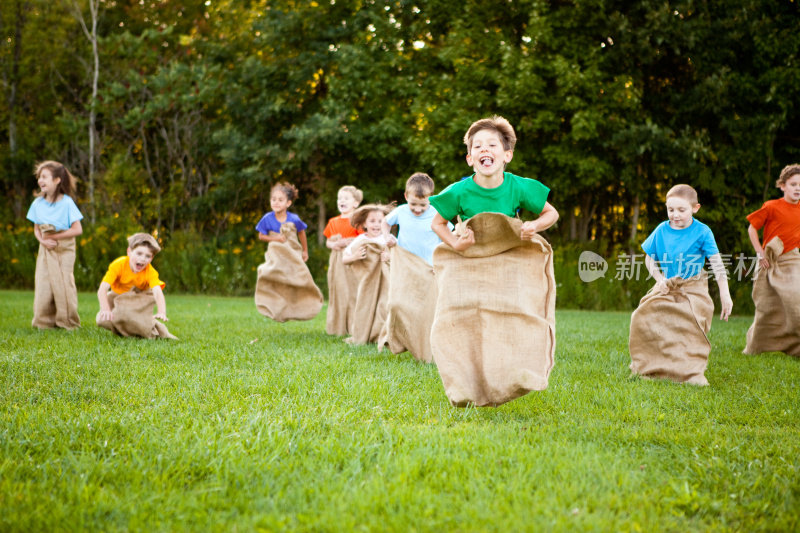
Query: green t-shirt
[[429, 172, 550, 221]]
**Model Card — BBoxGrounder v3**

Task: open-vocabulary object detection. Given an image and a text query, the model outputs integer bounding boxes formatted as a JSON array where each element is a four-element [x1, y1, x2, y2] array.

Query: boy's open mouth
[[479, 156, 494, 167], [135, 262, 146, 271]]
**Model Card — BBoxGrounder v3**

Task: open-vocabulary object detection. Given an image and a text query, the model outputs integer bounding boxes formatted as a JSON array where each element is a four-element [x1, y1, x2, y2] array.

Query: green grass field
[[1, 290, 798, 532]]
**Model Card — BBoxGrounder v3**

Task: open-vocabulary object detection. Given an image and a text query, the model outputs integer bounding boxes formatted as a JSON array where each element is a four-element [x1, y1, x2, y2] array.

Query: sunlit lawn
[[1, 290, 798, 532]]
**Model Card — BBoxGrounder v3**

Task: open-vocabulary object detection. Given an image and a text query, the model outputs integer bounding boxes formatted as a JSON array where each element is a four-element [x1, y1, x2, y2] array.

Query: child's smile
[[337, 191, 358, 214], [666, 196, 698, 229], [364, 211, 385, 238], [38, 169, 61, 201], [467, 129, 513, 178], [128, 246, 154, 273]]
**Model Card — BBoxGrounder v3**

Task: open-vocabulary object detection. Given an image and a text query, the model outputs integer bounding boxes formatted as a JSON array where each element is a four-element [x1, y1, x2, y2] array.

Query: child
[[342, 203, 396, 345], [254, 182, 323, 322], [744, 164, 800, 356], [26, 161, 84, 329], [323, 185, 363, 335], [629, 184, 733, 385], [377, 173, 447, 363], [428, 116, 559, 407], [383, 173, 450, 265], [96, 232, 176, 339], [256, 182, 309, 262]]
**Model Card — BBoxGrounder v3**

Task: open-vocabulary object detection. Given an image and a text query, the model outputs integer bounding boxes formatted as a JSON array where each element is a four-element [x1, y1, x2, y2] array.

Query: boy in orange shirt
[[744, 164, 800, 356], [96, 233, 168, 325], [323, 186, 364, 335]]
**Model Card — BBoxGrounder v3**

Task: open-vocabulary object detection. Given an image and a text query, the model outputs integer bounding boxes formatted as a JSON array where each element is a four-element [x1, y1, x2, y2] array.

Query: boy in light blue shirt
[[384, 173, 450, 265]]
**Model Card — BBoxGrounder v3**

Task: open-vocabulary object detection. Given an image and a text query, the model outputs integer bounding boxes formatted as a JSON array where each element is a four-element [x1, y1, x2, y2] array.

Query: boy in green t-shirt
[[430, 115, 559, 249]]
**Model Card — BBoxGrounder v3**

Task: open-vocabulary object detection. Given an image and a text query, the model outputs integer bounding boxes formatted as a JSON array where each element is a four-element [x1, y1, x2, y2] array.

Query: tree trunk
[[316, 194, 326, 246]]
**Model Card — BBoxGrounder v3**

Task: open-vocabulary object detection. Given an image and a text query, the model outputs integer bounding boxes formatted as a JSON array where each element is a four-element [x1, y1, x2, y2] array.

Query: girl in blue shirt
[[255, 182, 309, 262], [26, 161, 84, 329]]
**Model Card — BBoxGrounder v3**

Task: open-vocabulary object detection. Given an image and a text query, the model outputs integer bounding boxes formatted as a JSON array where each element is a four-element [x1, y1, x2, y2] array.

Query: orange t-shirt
[[323, 215, 362, 239], [101, 256, 165, 294], [747, 198, 800, 254]]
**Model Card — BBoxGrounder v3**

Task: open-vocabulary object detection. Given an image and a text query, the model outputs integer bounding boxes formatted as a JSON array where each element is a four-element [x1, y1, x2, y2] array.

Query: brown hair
[[405, 173, 434, 198], [463, 115, 517, 151], [34, 161, 78, 199], [339, 185, 363, 204], [271, 181, 299, 202], [349, 202, 396, 230], [127, 232, 161, 254], [666, 184, 699, 205], [777, 164, 800, 187]]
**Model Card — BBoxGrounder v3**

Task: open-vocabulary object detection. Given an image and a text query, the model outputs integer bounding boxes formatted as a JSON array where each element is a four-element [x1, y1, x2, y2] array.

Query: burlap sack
[[346, 242, 390, 345], [744, 237, 800, 356], [255, 223, 323, 322], [32, 234, 80, 330], [96, 289, 177, 339], [377, 246, 436, 363], [629, 274, 713, 384], [325, 239, 358, 336], [430, 213, 556, 407]]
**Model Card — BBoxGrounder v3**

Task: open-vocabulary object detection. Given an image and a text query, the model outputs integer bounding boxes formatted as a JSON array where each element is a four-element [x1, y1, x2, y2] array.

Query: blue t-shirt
[[641, 219, 720, 279], [26, 195, 84, 231], [255, 211, 307, 234], [385, 204, 450, 265], [429, 172, 550, 221]]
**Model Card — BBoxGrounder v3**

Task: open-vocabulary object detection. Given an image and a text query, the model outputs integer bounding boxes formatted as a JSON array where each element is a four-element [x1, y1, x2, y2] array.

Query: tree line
[[2, 0, 799, 258]]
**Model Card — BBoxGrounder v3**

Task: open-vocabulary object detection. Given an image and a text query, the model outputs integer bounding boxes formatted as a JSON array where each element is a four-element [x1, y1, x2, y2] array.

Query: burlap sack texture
[[629, 274, 713, 385], [325, 236, 358, 336], [255, 223, 323, 322], [346, 242, 390, 345], [96, 289, 177, 339], [377, 246, 436, 363], [430, 213, 556, 407], [32, 227, 80, 330], [744, 237, 800, 357]]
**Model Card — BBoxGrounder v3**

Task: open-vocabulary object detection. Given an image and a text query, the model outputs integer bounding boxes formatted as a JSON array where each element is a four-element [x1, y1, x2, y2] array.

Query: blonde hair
[[339, 185, 363, 204], [34, 161, 78, 198], [666, 184, 698, 205], [405, 173, 434, 198], [463, 115, 517, 151], [777, 164, 800, 187], [127, 232, 161, 254], [349, 203, 396, 230]]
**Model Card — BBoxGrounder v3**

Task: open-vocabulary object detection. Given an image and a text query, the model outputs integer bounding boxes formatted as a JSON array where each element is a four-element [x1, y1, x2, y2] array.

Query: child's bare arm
[[342, 245, 365, 264], [747, 224, 769, 270], [298, 230, 309, 262], [258, 232, 287, 243], [34, 224, 58, 249], [521, 202, 560, 240], [708, 253, 733, 321], [645, 255, 668, 292], [51, 220, 83, 241], [432, 212, 474, 251], [152, 285, 168, 321], [97, 281, 113, 321]]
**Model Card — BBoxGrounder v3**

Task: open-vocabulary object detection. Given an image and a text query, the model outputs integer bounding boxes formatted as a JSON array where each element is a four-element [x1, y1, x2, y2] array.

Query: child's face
[[405, 193, 430, 217], [364, 210, 385, 238], [38, 169, 61, 199], [337, 191, 359, 214], [666, 196, 699, 229], [270, 189, 292, 214], [128, 245, 155, 273], [780, 173, 800, 204], [466, 129, 513, 177]]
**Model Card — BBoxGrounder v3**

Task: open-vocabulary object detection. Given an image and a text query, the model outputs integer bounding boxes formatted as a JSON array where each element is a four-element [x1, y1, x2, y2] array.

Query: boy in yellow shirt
[[96, 233, 169, 331]]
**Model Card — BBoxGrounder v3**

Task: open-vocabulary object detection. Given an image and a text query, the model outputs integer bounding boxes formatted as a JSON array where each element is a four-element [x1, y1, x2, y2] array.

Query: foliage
[[1, 292, 798, 531], [2, 0, 800, 305]]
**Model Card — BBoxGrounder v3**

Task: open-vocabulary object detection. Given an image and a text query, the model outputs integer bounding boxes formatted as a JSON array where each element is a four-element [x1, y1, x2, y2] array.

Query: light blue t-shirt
[[26, 195, 84, 231], [255, 211, 307, 234], [641, 219, 720, 279], [385, 204, 450, 265]]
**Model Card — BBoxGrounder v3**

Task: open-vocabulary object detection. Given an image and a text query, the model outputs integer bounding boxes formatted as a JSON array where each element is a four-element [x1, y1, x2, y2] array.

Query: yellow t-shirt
[[102, 256, 165, 294]]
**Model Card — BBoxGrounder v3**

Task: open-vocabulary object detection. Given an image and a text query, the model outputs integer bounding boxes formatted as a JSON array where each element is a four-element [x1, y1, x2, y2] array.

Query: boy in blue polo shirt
[[383, 173, 449, 265]]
